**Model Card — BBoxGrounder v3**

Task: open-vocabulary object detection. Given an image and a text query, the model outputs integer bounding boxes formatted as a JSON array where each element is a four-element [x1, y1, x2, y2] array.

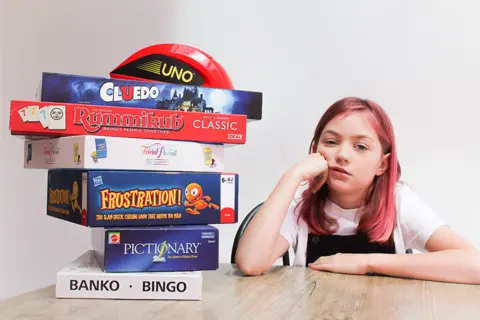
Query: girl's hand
[[308, 253, 372, 275], [290, 153, 329, 193]]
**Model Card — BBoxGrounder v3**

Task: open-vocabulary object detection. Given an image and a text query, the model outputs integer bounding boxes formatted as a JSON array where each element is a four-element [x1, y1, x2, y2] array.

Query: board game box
[[40, 72, 262, 120], [24, 135, 225, 172], [46, 169, 238, 227], [56, 250, 203, 299], [10, 100, 247, 144], [92, 225, 219, 273]]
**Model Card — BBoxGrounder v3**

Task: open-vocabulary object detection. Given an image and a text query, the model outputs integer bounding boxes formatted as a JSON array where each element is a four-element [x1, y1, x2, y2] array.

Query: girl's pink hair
[[296, 97, 401, 243]]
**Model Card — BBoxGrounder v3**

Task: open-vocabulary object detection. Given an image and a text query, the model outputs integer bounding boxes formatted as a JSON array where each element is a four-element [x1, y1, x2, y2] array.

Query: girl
[[235, 97, 480, 284]]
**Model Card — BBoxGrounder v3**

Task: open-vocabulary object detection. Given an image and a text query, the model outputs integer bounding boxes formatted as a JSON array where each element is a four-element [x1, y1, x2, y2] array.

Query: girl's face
[[315, 111, 389, 196]]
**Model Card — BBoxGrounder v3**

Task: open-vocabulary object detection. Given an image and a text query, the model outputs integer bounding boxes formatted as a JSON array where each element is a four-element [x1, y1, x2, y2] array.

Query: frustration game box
[[46, 169, 238, 227], [9, 100, 247, 144], [40, 72, 262, 120], [24, 135, 225, 172], [92, 225, 219, 273]]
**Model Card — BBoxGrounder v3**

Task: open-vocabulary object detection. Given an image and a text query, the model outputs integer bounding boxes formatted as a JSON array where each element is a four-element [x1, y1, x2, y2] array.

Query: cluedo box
[[46, 169, 238, 227], [24, 135, 224, 172], [40, 72, 262, 121], [91, 225, 219, 273], [9, 100, 247, 144]]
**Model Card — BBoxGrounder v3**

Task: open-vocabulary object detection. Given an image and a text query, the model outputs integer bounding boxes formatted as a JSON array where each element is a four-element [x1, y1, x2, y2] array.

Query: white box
[[24, 135, 224, 172], [56, 250, 203, 300]]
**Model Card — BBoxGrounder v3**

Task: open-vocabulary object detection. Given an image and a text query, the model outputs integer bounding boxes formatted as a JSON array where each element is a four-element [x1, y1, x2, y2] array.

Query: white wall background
[[1, 0, 480, 299]]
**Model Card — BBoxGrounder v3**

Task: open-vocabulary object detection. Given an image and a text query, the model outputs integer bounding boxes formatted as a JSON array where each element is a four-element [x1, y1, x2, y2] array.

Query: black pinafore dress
[[305, 231, 396, 266]]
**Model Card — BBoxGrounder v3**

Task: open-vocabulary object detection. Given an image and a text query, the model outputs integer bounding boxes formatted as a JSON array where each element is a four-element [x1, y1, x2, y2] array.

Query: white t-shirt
[[279, 182, 447, 266]]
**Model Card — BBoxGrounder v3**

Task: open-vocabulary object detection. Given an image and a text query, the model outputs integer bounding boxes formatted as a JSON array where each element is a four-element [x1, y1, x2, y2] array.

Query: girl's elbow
[[459, 250, 480, 284], [464, 265, 480, 285], [471, 255, 480, 284], [472, 270, 480, 285], [238, 264, 265, 276], [235, 256, 269, 276]]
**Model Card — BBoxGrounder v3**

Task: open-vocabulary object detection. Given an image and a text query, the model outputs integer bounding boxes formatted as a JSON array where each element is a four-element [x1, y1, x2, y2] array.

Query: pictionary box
[[9, 100, 247, 144], [91, 225, 219, 273], [46, 169, 238, 227], [56, 250, 203, 300], [24, 135, 225, 172], [40, 72, 262, 121]]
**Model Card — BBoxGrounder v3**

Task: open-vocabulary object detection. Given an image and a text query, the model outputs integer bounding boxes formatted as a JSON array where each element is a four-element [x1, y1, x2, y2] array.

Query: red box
[[9, 100, 247, 144]]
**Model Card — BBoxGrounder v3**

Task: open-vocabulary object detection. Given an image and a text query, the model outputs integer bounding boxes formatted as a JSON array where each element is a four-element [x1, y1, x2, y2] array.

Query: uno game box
[[46, 169, 238, 227], [40, 72, 262, 121], [91, 225, 219, 272], [24, 135, 225, 172], [9, 100, 247, 144], [56, 250, 203, 300]]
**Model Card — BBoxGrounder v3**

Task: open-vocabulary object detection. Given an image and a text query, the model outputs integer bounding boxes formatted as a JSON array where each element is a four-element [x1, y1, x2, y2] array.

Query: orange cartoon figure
[[184, 183, 219, 215]]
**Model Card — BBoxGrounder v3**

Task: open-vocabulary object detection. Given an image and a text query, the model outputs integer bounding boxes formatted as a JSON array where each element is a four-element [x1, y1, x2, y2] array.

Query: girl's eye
[[356, 144, 368, 151], [324, 140, 337, 145]]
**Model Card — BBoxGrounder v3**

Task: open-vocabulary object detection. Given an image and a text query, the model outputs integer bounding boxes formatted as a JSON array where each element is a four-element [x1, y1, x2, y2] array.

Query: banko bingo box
[[46, 169, 238, 227]]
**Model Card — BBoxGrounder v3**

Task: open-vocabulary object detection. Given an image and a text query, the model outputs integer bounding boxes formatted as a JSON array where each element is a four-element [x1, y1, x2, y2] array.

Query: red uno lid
[[110, 43, 234, 90]]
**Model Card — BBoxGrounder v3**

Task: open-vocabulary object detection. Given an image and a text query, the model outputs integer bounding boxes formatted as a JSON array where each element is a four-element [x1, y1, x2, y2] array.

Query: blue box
[[46, 169, 238, 227], [92, 225, 219, 272], [40, 72, 262, 120]]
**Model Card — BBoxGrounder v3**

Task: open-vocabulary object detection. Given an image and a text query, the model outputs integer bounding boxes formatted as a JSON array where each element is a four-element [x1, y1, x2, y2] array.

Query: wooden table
[[1, 263, 479, 319]]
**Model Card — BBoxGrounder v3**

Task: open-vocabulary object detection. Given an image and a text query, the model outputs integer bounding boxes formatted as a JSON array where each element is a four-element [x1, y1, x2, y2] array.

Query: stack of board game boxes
[[9, 72, 262, 300]]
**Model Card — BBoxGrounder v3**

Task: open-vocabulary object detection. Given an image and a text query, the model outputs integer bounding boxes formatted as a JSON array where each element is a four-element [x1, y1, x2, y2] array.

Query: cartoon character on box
[[68, 181, 86, 225], [184, 183, 219, 215], [203, 147, 217, 168], [73, 143, 81, 165], [70, 181, 81, 212], [91, 151, 98, 163]]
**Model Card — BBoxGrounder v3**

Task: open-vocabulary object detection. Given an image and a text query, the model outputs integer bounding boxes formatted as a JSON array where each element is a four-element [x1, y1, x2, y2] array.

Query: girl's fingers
[[310, 173, 327, 193], [308, 262, 332, 271]]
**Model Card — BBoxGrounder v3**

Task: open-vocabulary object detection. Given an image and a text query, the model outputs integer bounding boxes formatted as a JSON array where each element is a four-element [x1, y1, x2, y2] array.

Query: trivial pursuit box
[[46, 169, 238, 227], [56, 250, 203, 300], [92, 225, 219, 272], [24, 135, 224, 172], [9, 100, 247, 144], [40, 72, 262, 121]]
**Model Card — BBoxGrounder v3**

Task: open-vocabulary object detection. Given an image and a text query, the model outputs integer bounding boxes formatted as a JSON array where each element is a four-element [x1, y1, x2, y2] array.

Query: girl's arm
[[234, 168, 301, 276], [367, 226, 480, 284], [235, 153, 329, 276], [310, 226, 480, 284]]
